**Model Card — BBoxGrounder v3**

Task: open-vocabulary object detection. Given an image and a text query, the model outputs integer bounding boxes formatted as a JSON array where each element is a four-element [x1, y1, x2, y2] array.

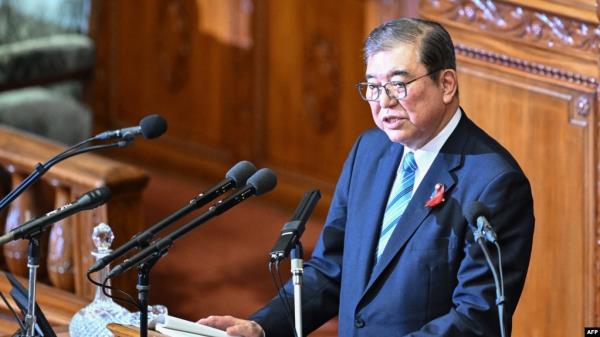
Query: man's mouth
[[383, 115, 405, 128]]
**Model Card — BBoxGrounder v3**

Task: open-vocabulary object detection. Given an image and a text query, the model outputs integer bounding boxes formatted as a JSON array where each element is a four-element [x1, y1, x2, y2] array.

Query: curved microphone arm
[[476, 237, 506, 337], [0, 139, 131, 212]]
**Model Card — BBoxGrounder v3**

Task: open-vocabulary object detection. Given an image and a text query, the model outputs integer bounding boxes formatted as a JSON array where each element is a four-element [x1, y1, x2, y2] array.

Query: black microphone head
[[226, 161, 257, 188], [247, 168, 277, 196], [139, 114, 168, 139], [76, 186, 112, 210], [463, 201, 491, 224]]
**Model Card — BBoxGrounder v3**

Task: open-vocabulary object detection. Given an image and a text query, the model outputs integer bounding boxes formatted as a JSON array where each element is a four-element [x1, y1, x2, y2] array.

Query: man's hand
[[198, 315, 265, 337]]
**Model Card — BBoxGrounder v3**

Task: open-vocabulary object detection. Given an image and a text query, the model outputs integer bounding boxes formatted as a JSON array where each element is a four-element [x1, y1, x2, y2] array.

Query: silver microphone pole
[[291, 244, 303, 337]]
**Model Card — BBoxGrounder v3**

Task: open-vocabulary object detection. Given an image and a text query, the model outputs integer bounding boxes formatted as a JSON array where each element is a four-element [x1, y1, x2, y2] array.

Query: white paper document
[[155, 315, 232, 337]]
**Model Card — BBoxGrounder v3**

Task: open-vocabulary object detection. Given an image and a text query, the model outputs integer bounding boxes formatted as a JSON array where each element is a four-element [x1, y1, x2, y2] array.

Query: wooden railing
[[0, 273, 87, 336], [0, 125, 149, 300]]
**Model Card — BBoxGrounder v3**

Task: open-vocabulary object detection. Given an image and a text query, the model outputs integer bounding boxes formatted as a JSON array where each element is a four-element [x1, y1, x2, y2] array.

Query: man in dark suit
[[200, 18, 534, 337]]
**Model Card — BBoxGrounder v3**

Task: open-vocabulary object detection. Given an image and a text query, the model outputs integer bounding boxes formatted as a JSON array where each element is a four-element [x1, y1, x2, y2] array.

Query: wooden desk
[[0, 324, 166, 337], [107, 323, 166, 337], [0, 325, 69, 337]]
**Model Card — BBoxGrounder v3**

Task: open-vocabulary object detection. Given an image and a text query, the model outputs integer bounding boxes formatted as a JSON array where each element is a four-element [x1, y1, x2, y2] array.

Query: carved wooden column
[[47, 183, 75, 292], [3, 168, 43, 277]]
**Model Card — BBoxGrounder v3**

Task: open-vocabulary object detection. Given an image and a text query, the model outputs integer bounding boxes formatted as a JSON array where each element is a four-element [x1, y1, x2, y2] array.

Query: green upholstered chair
[[0, 0, 94, 145]]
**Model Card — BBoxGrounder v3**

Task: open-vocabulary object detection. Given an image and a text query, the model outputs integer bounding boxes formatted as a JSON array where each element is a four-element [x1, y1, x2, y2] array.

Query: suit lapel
[[353, 141, 404, 294]]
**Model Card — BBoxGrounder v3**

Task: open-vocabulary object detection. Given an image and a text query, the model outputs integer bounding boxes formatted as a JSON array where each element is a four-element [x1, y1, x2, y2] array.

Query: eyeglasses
[[355, 69, 442, 102]]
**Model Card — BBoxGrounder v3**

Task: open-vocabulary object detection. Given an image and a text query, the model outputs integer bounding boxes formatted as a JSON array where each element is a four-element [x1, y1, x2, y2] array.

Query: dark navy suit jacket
[[252, 112, 535, 337]]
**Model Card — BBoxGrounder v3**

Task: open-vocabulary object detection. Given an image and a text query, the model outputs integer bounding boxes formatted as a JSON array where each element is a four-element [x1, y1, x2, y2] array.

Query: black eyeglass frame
[[355, 69, 442, 102]]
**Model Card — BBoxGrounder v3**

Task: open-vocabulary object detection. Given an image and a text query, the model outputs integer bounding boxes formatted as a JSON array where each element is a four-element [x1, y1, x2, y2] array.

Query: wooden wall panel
[[92, 0, 374, 213], [420, 0, 600, 335], [458, 60, 594, 336], [93, 0, 255, 179], [90, 0, 600, 335], [258, 0, 370, 210], [364, 0, 418, 32]]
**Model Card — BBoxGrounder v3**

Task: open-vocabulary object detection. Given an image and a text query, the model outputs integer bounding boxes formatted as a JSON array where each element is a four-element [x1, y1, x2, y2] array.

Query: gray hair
[[363, 18, 456, 79]]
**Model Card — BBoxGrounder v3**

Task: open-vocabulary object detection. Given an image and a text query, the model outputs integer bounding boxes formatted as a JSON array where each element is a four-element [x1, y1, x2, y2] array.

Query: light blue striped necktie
[[375, 151, 418, 262]]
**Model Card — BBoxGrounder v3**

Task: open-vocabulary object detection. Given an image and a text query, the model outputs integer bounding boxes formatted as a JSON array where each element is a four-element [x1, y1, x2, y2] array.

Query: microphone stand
[[101, 240, 167, 337], [290, 243, 303, 337], [268, 189, 320, 337], [24, 236, 41, 337], [137, 253, 163, 337], [12, 233, 44, 337], [473, 227, 506, 337]]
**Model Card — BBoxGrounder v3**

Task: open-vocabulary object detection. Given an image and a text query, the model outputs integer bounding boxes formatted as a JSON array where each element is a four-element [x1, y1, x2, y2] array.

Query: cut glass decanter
[[69, 223, 132, 337]]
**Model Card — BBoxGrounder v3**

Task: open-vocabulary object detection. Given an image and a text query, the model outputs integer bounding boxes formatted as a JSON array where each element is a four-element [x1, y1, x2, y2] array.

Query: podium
[[107, 323, 167, 337]]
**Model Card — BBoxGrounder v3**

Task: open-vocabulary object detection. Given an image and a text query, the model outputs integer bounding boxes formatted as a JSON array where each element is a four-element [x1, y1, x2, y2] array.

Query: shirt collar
[[402, 107, 462, 190]]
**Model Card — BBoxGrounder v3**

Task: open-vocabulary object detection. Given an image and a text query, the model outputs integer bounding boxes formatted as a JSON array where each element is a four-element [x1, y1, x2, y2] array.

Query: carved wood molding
[[303, 33, 340, 134], [458, 52, 593, 127], [420, 0, 600, 59], [596, 0, 600, 322], [597, 118, 600, 324], [570, 94, 592, 126], [455, 43, 598, 87], [154, 0, 193, 92]]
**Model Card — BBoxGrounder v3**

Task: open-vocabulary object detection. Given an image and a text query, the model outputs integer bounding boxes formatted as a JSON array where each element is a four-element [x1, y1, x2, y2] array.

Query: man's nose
[[378, 89, 397, 108]]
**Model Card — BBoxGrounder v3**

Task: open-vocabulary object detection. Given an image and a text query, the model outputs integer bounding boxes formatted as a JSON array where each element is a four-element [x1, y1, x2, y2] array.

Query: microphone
[[93, 114, 168, 140], [87, 160, 257, 273], [0, 116, 165, 213], [269, 189, 321, 262], [463, 201, 498, 243], [107, 168, 277, 278], [463, 201, 507, 337], [0, 186, 111, 245], [210, 167, 277, 215]]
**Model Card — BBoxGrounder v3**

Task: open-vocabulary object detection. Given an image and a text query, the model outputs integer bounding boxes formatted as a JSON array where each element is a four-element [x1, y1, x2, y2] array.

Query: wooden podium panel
[[107, 323, 166, 337]]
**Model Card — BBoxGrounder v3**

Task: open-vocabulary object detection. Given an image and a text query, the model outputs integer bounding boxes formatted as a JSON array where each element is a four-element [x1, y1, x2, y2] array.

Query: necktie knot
[[402, 152, 417, 173]]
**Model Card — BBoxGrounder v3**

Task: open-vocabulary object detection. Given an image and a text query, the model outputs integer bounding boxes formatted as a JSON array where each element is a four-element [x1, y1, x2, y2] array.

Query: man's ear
[[440, 69, 458, 103]]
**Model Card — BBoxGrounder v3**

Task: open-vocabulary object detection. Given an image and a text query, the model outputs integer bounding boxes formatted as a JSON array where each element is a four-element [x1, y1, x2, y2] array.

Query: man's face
[[365, 42, 453, 149]]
